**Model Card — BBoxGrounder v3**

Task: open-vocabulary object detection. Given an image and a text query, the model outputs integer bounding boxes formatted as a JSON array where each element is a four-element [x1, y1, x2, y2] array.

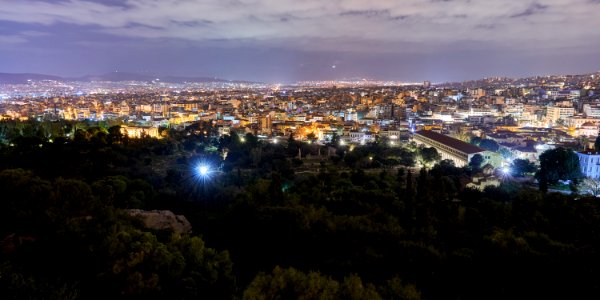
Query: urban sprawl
[[2, 73, 600, 189]]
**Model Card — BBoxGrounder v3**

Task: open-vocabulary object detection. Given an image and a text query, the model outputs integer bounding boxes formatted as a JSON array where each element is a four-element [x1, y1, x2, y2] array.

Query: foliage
[[469, 154, 484, 170], [577, 178, 600, 196], [510, 158, 537, 177], [498, 147, 513, 159], [479, 139, 500, 152], [470, 137, 500, 152], [2, 121, 600, 299], [470, 136, 482, 145], [536, 147, 582, 191], [0, 168, 234, 299], [243, 266, 382, 300], [419, 147, 441, 167]]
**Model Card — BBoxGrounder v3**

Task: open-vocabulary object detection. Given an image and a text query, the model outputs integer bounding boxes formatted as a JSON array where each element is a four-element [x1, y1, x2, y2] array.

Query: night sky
[[1, 0, 600, 83]]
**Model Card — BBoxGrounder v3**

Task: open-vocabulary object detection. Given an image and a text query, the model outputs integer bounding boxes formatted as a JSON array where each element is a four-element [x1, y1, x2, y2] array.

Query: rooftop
[[578, 150, 600, 155], [416, 130, 485, 154]]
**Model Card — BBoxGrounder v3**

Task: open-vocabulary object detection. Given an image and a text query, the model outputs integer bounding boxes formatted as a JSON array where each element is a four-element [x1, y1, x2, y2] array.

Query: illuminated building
[[121, 125, 160, 139], [413, 130, 490, 167], [546, 105, 575, 125], [577, 151, 600, 179]]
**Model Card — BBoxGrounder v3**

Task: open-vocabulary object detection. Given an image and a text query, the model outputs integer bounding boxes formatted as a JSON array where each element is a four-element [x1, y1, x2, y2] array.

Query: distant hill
[[0, 72, 258, 84], [0, 73, 64, 84]]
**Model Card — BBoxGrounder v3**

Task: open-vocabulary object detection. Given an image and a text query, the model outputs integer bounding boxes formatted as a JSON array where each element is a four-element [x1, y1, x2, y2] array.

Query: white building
[[583, 104, 600, 118], [546, 105, 575, 124], [577, 151, 600, 179], [566, 116, 600, 128], [577, 122, 599, 137]]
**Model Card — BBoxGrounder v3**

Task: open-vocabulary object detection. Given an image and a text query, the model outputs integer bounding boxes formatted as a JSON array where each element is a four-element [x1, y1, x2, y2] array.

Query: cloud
[[0, 34, 27, 44], [0, 0, 599, 53], [510, 2, 549, 18]]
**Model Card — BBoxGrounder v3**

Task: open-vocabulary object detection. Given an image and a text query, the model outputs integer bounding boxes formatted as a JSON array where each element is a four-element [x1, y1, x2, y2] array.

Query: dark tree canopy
[[419, 147, 441, 164], [3, 120, 600, 300], [470, 136, 482, 145], [510, 158, 537, 177], [243, 267, 389, 300], [469, 154, 484, 170], [306, 132, 317, 142], [479, 139, 500, 152], [536, 147, 582, 188]]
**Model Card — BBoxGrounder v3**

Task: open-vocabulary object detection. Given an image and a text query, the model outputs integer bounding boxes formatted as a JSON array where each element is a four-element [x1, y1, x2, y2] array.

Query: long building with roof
[[413, 130, 494, 167]]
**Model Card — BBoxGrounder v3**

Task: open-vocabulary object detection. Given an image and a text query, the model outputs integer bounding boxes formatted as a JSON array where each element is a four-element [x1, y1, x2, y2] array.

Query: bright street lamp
[[198, 165, 210, 177]]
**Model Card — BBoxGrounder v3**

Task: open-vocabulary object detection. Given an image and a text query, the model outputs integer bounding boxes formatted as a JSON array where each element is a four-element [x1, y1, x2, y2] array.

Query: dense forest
[[1, 120, 600, 299]]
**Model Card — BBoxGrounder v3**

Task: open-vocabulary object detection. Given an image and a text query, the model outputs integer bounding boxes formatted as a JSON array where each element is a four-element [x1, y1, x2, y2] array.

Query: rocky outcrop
[[126, 209, 192, 234]]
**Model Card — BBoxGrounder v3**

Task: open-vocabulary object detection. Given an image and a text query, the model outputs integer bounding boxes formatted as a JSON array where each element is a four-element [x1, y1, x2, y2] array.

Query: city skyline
[[1, 0, 600, 82]]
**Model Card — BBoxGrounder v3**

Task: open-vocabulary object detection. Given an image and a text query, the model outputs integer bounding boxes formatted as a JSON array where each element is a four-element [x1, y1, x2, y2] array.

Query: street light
[[194, 163, 223, 183], [193, 162, 226, 199], [198, 165, 209, 177], [500, 167, 512, 181]]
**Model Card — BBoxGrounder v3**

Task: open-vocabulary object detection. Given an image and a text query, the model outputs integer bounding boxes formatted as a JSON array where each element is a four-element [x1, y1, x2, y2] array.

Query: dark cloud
[[339, 10, 390, 17], [510, 2, 549, 18]]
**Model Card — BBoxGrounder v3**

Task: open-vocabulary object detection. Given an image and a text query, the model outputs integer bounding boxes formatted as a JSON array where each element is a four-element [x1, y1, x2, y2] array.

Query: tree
[[536, 147, 582, 188], [469, 154, 484, 171], [243, 267, 381, 300], [479, 139, 500, 152], [328, 132, 341, 147], [108, 125, 125, 144], [379, 277, 422, 300], [470, 136, 482, 145], [498, 148, 513, 160], [595, 135, 600, 150], [399, 149, 416, 167], [419, 147, 441, 167], [510, 159, 537, 177], [577, 178, 600, 196]]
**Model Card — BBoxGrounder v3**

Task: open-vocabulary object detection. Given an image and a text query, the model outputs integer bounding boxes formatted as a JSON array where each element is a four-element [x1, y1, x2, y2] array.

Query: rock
[[126, 209, 192, 234]]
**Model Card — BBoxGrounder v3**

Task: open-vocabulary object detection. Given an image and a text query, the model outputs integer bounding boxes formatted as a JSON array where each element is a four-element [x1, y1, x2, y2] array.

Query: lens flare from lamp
[[198, 165, 209, 177]]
